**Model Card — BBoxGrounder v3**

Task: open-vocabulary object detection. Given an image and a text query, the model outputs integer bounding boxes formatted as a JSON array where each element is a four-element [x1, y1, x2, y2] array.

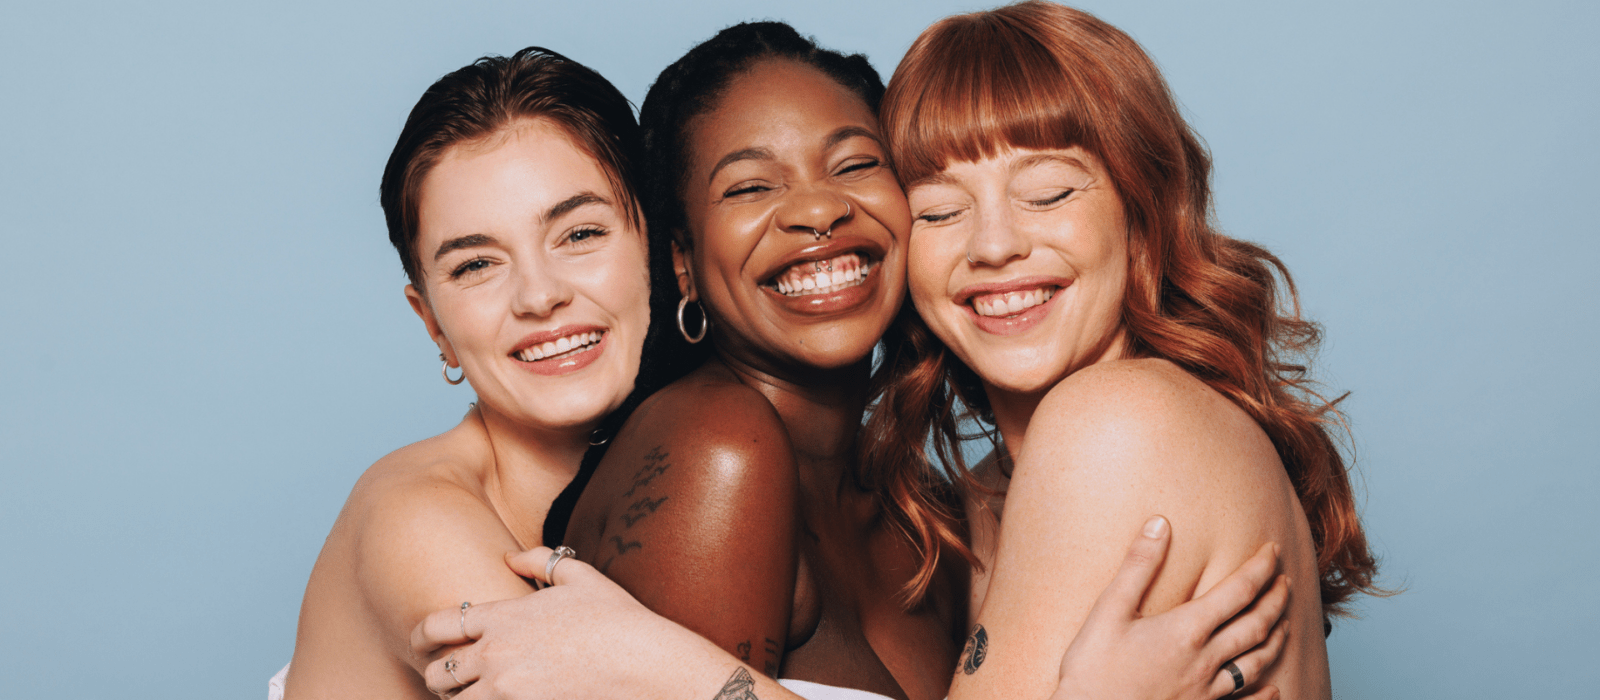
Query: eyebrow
[[706, 147, 775, 184], [543, 191, 609, 223], [433, 233, 496, 261], [825, 126, 882, 151], [1013, 152, 1091, 175], [432, 192, 611, 261]]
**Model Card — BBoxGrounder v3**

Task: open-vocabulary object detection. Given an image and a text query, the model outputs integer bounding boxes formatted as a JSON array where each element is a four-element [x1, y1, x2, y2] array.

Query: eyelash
[[918, 210, 960, 224], [837, 158, 880, 176], [565, 226, 608, 245], [1029, 189, 1074, 206], [449, 258, 491, 279]]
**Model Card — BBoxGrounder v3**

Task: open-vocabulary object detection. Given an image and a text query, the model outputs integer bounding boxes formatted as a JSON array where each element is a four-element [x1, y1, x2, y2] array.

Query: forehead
[[687, 59, 878, 167], [418, 120, 615, 226]]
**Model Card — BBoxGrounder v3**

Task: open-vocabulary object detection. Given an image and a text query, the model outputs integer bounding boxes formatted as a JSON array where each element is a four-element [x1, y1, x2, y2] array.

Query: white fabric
[[778, 678, 898, 700], [267, 663, 288, 700], [268, 662, 898, 700]]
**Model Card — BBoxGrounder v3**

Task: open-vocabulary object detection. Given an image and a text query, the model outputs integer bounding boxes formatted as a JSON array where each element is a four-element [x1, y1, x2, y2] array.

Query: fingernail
[[1143, 515, 1167, 538]]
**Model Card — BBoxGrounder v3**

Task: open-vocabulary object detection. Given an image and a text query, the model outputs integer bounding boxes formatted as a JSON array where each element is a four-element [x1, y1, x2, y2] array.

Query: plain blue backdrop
[[2, 1, 1595, 698]]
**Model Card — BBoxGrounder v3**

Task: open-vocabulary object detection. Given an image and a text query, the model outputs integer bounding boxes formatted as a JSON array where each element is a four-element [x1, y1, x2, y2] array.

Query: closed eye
[[723, 183, 772, 198], [1027, 189, 1074, 207], [917, 209, 962, 224], [836, 158, 881, 176]]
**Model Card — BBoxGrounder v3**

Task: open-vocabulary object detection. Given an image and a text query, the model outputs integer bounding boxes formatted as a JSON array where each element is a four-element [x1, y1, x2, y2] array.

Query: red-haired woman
[[870, 2, 1382, 699]]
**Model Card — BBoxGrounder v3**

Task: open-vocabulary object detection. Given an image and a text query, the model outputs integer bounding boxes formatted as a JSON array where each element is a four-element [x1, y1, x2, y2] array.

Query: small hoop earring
[[440, 353, 465, 385], [677, 296, 708, 344], [966, 252, 977, 265]]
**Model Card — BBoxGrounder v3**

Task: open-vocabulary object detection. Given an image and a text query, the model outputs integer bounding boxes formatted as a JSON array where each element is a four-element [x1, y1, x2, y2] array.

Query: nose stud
[[808, 202, 851, 241]]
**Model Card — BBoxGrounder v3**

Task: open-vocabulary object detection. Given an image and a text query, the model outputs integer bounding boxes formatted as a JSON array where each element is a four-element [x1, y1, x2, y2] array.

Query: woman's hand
[[410, 547, 803, 700], [1050, 516, 1289, 700]]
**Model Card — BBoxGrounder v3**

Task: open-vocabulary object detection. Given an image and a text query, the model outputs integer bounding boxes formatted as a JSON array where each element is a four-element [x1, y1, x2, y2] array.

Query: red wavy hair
[[868, 1, 1381, 617]]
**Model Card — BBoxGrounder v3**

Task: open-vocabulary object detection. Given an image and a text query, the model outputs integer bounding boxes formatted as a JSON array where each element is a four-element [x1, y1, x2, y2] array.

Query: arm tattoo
[[763, 638, 780, 677], [959, 624, 988, 675], [620, 494, 669, 527], [713, 667, 759, 700], [623, 446, 672, 497], [609, 535, 642, 555], [737, 640, 752, 662]]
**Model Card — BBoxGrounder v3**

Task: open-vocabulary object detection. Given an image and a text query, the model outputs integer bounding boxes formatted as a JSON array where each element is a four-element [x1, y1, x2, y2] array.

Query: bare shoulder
[[1024, 358, 1278, 483], [607, 369, 798, 482]]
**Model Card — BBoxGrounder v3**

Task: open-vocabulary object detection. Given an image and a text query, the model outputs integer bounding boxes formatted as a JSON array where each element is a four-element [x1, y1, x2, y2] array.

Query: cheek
[[905, 232, 956, 323]]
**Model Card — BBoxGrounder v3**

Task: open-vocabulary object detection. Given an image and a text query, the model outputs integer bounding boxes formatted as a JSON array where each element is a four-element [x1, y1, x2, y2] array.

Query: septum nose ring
[[809, 202, 851, 241]]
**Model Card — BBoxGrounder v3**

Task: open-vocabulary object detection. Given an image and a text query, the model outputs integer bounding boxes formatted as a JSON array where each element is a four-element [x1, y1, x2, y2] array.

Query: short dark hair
[[380, 46, 644, 290]]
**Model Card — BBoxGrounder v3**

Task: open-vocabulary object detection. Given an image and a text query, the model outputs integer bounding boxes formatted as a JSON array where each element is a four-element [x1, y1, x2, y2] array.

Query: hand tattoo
[[960, 624, 988, 675]]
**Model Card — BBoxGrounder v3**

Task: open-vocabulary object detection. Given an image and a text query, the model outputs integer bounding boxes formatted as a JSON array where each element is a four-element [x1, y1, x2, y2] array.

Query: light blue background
[[2, 1, 1594, 698]]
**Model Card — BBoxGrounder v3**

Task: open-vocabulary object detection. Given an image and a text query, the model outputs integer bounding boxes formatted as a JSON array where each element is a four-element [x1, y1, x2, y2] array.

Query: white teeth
[[972, 287, 1057, 318], [767, 253, 875, 297], [517, 331, 602, 362]]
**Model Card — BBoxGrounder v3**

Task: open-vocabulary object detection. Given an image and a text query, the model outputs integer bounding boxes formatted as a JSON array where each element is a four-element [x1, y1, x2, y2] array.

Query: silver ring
[[966, 252, 976, 264], [458, 601, 470, 638], [545, 545, 576, 583], [1223, 660, 1244, 692], [445, 651, 464, 686], [808, 201, 852, 240]]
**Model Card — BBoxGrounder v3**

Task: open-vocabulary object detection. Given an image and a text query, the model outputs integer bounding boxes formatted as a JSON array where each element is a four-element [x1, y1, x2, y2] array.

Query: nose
[[965, 204, 1030, 266], [777, 188, 852, 240], [509, 257, 574, 318]]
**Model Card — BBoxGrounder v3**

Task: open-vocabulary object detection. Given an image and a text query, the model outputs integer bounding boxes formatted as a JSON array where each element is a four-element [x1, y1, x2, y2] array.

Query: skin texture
[[906, 147, 1331, 700], [566, 59, 963, 700], [285, 120, 651, 699]]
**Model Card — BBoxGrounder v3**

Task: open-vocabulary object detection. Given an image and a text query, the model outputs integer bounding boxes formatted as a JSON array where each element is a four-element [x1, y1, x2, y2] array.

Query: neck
[[470, 402, 592, 548]]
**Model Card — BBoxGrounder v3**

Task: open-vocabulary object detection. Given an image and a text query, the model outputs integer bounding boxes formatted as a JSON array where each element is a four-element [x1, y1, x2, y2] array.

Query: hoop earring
[[440, 353, 465, 385], [677, 296, 708, 344]]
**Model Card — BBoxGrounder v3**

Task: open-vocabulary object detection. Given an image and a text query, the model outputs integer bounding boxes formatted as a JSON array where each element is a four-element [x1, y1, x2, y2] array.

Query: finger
[[505, 546, 554, 581], [1184, 543, 1280, 637], [1203, 575, 1290, 669], [1235, 686, 1279, 700], [1207, 616, 1288, 699], [411, 606, 476, 659], [1085, 515, 1172, 623], [507, 546, 600, 587], [423, 646, 482, 696]]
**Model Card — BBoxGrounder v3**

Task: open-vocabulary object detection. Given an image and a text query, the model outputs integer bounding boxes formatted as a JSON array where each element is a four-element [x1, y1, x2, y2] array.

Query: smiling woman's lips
[[513, 329, 609, 377], [958, 278, 1070, 337]]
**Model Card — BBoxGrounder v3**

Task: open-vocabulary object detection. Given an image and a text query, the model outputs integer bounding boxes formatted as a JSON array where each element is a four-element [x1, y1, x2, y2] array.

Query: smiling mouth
[[970, 287, 1058, 317], [765, 252, 874, 297], [515, 330, 604, 362]]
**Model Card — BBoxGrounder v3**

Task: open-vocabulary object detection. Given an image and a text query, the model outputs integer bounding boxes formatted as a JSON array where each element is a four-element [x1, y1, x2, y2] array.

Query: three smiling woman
[[284, 3, 1377, 700]]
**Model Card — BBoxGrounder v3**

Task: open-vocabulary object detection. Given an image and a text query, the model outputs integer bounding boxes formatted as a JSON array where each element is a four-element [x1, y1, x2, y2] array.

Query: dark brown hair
[[380, 46, 643, 290], [875, 1, 1381, 618]]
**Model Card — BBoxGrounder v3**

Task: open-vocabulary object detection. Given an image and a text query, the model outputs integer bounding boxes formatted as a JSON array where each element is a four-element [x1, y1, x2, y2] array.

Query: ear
[[671, 237, 697, 301], [405, 284, 457, 364]]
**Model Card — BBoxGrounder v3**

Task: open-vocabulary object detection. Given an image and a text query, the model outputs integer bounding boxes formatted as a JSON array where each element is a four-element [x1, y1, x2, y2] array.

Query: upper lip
[[758, 236, 886, 285], [953, 276, 1072, 305], [510, 325, 607, 355]]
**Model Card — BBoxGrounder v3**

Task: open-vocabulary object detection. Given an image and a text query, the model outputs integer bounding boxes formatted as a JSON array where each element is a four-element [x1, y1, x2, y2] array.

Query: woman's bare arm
[[287, 442, 549, 698], [565, 380, 801, 675], [952, 359, 1305, 700]]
